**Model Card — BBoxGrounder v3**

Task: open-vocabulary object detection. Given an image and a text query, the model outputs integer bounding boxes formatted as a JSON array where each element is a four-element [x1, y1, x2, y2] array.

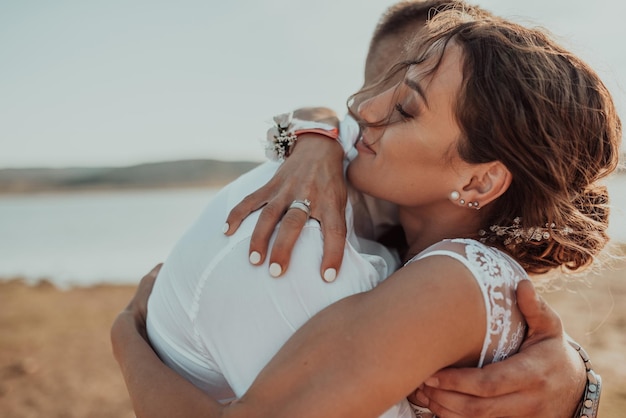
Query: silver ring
[[288, 199, 311, 218]]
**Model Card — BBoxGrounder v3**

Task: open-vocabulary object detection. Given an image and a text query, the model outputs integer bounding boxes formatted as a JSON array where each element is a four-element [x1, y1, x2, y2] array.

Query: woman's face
[[347, 43, 467, 209]]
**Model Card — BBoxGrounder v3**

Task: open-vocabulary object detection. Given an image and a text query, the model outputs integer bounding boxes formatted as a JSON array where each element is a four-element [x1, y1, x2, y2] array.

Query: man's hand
[[225, 133, 347, 282], [111, 264, 224, 418], [410, 280, 586, 417], [115, 263, 161, 340]]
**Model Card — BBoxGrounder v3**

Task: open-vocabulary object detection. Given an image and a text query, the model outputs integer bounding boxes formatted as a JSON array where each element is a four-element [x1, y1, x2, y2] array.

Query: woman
[[112, 6, 620, 418]]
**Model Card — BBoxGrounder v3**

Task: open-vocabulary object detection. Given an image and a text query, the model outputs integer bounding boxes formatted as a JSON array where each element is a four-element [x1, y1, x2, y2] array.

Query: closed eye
[[395, 103, 413, 120]]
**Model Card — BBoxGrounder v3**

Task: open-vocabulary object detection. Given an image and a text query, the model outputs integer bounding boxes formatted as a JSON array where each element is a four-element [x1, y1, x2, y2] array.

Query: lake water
[[1, 176, 625, 288], [0, 188, 216, 288]]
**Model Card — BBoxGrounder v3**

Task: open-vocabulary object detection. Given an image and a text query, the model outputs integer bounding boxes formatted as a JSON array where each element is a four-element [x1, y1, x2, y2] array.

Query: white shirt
[[146, 158, 401, 401]]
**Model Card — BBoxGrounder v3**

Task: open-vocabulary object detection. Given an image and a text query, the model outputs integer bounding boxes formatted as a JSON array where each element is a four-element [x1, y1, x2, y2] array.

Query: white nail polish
[[323, 268, 337, 283], [249, 251, 261, 265], [269, 263, 282, 277], [222, 223, 230, 234]]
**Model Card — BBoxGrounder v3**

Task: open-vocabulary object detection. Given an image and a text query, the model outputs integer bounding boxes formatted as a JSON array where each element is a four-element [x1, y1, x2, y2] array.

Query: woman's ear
[[461, 161, 511, 207]]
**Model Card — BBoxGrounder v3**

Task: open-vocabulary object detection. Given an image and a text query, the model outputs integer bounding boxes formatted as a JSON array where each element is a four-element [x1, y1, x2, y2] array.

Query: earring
[[468, 201, 480, 210], [449, 191, 460, 201]]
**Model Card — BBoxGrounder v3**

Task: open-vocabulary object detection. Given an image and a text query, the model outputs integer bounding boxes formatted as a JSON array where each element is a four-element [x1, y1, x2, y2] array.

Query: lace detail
[[404, 239, 528, 418], [459, 239, 527, 364]]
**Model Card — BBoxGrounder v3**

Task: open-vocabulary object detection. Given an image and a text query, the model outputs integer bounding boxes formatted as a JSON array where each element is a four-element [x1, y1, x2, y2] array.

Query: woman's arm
[[232, 256, 486, 417], [114, 258, 487, 418]]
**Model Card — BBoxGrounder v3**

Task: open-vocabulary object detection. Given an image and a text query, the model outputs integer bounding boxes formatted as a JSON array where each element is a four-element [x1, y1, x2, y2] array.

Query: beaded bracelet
[[569, 340, 601, 418], [266, 112, 339, 162]]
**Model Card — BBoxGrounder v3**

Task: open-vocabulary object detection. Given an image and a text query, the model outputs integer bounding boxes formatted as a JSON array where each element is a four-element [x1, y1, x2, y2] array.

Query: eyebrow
[[404, 78, 429, 109]]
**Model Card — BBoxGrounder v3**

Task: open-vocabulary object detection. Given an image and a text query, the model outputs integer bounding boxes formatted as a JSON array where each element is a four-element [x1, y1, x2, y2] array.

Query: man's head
[[363, 0, 491, 85], [365, 0, 439, 85]]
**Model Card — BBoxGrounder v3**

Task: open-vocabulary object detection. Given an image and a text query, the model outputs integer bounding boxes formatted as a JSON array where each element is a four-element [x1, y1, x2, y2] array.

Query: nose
[[357, 84, 398, 124]]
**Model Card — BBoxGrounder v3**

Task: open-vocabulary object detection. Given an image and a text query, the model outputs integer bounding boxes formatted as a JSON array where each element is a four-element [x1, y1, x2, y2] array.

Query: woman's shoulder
[[407, 238, 528, 286], [407, 239, 528, 366]]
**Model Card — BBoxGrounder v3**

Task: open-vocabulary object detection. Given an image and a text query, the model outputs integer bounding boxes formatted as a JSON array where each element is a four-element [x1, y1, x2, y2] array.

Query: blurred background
[[0, 0, 624, 417]]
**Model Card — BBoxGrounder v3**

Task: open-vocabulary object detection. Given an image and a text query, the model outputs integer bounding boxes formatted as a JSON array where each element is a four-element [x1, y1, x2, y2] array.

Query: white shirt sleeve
[[339, 114, 361, 162]]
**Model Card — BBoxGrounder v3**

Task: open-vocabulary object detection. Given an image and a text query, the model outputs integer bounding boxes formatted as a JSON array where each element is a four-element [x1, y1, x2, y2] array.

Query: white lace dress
[[401, 238, 529, 418]]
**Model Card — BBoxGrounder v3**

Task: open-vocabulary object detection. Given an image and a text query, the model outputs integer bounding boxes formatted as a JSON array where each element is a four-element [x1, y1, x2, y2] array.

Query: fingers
[[516, 280, 563, 340], [266, 205, 311, 278], [135, 263, 163, 297], [420, 365, 540, 417], [419, 385, 540, 418], [319, 211, 347, 283], [425, 364, 524, 399], [420, 359, 535, 412], [126, 263, 164, 323], [413, 386, 478, 418], [247, 199, 292, 268], [224, 190, 271, 236], [145, 263, 163, 281], [266, 208, 348, 282]]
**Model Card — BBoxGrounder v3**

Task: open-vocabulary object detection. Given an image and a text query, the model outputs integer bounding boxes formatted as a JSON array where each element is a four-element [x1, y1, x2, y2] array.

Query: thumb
[[516, 280, 563, 341]]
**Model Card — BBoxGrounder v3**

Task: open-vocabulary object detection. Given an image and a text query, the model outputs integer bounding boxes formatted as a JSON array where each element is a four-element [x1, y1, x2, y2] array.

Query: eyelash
[[395, 103, 413, 120]]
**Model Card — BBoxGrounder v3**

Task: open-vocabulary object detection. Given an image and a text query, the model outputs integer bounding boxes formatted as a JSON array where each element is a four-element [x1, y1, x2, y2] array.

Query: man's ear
[[461, 161, 511, 207]]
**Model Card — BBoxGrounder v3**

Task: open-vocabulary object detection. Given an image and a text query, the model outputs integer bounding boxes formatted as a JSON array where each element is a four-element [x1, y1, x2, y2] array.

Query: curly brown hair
[[353, 2, 622, 274]]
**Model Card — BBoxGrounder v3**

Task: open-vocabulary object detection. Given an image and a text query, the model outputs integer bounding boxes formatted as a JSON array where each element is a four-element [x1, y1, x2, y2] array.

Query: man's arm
[[111, 265, 225, 418]]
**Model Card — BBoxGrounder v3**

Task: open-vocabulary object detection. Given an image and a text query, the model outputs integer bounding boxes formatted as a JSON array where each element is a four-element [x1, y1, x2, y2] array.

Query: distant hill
[[0, 159, 260, 193], [0, 154, 623, 194]]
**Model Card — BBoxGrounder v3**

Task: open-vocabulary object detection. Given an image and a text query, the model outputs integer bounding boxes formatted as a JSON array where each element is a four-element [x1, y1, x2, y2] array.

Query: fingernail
[[269, 263, 282, 277], [222, 223, 230, 234], [249, 251, 261, 265], [323, 268, 337, 283], [424, 377, 439, 387]]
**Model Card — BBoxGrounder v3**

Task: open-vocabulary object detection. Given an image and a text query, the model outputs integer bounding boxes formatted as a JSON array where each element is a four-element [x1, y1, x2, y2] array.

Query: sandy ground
[[1, 251, 625, 418]]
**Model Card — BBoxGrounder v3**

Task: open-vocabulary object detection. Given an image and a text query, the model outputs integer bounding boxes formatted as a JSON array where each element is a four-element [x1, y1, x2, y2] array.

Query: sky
[[1, 0, 625, 168]]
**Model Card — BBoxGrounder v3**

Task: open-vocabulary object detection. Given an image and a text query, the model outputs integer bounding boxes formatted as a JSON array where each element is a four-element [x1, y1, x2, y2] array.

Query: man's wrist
[[568, 340, 601, 418]]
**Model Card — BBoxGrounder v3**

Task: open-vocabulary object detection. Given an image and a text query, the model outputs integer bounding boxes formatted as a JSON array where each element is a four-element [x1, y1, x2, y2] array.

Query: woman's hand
[[225, 132, 348, 282], [410, 280, 586, 417]]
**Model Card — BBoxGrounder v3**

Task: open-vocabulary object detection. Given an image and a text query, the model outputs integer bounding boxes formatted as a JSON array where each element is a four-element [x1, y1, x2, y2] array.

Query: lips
[[356, 135, 376, 155]]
